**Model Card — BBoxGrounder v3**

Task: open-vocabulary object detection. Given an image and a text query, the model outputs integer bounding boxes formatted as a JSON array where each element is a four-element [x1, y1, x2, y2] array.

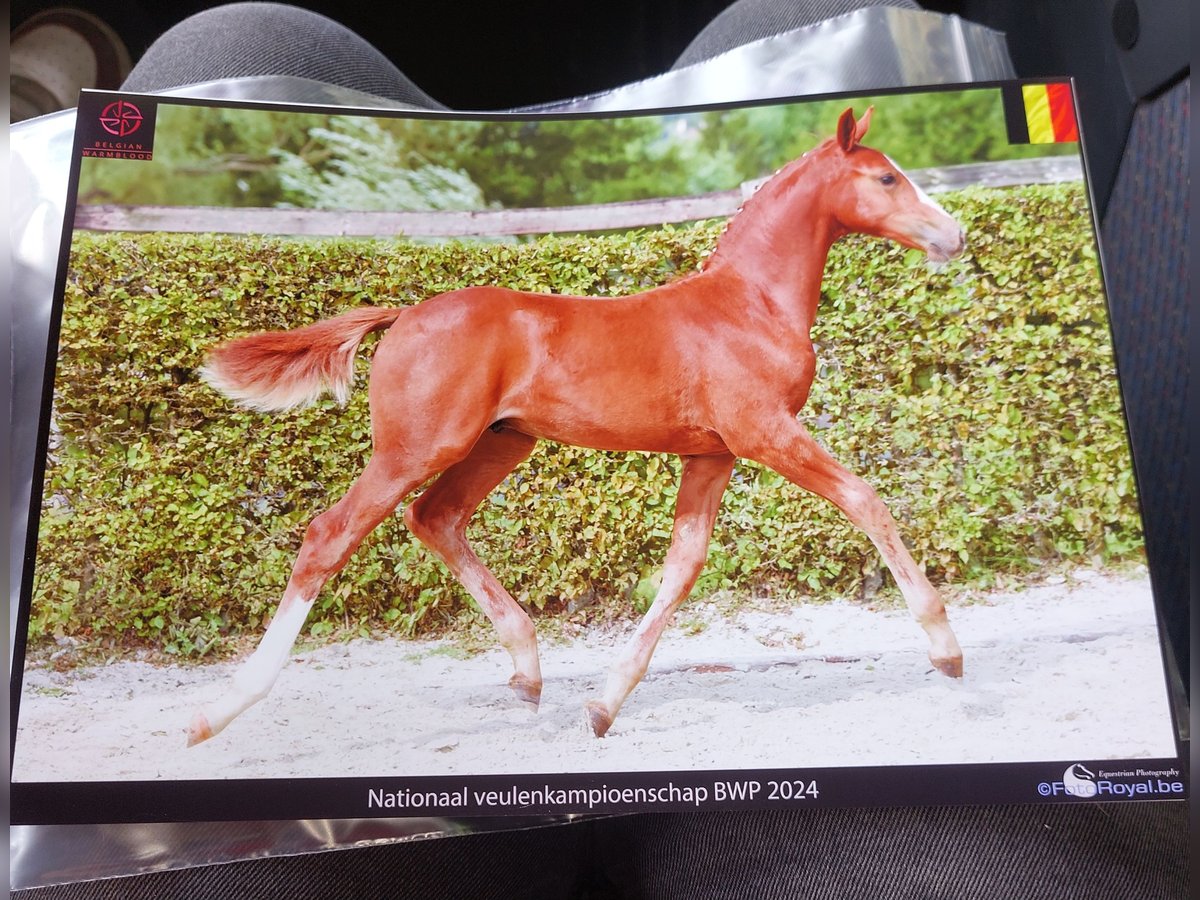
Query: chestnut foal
[[190, 107, 965, 745]]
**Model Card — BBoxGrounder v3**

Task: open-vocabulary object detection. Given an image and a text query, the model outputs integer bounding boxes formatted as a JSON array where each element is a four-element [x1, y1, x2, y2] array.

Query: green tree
[[273, 115, 489, 212], [452, 117, 694, 207], [689, 89, 1074, 189]]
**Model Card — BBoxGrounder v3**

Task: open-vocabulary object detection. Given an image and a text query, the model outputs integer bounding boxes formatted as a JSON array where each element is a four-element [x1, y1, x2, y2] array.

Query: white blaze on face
[[885, 154, 948, 215], [883, 153, 963, 265]]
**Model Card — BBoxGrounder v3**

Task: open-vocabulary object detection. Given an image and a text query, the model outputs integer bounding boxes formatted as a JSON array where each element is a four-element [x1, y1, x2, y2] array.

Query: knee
[[840, 479, 887, 525]]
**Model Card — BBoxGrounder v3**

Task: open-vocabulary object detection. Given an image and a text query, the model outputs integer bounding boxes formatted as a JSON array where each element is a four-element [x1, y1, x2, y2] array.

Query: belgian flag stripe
[[1020, 82, 1079, 143], [1046, 82, 1079, 142], [1022, 84, 1056, 142], [1001, 83, 1031, 144]]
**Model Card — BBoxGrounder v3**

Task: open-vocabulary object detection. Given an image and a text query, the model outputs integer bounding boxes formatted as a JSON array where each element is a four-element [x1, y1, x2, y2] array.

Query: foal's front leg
[[734, 416, 963, 678], [587, 452, 735, 736]]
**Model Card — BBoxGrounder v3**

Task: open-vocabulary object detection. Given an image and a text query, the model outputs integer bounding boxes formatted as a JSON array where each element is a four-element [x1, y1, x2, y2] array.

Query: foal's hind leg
[[404, 428, 543, 706], [737, 417, 963, 678], [187, 455, 430, 746], [586, 452, 735, 737]]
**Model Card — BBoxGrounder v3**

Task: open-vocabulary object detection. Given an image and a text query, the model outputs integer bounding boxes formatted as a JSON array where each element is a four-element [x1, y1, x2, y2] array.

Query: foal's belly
[[502, 415, 730, 457]]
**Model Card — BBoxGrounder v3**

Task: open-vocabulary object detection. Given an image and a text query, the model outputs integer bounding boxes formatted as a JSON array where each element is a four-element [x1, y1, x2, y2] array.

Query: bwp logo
[[79, 96, 157, 161], [98, 100, 144, 137]]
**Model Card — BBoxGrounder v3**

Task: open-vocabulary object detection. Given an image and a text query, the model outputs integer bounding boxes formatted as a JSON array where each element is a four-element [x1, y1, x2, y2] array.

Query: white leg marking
[[190, 595, 314, 743], [457, 565, 540, 676], [599, 554, 693, 715]]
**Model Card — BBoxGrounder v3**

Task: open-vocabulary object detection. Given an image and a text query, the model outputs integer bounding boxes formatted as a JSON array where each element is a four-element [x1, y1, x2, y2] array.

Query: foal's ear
[[836, 106, 875, 152], [853, 106, 874, 143], [836, 108, 856, 152]]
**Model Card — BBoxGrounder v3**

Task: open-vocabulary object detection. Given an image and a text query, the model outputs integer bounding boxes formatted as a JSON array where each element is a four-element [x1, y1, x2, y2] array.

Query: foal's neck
[[702, 149, 840, 332]]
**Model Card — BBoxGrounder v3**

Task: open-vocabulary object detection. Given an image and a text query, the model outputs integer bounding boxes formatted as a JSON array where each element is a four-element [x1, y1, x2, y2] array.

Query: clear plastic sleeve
[[8, 9, 1013, 890]]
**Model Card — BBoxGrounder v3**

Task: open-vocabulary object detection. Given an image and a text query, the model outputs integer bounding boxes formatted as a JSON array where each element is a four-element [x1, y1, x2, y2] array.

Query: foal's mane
[[697, 140, 833, 273]]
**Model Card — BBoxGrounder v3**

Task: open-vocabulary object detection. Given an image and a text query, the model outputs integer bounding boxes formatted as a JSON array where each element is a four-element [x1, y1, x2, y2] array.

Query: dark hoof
[[508, 674, 542, 709], [585, 701, 613, 738], [931, 654, 964, 679], [186, 710, 213, 747]]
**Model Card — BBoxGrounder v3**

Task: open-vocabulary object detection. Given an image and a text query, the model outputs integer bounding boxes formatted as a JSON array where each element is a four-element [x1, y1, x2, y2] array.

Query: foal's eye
[[880, 173, 897, 186]]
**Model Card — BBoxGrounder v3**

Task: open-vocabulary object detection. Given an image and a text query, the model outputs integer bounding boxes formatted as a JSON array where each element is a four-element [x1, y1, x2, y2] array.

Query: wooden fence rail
[[73, 156, 1082, 238]]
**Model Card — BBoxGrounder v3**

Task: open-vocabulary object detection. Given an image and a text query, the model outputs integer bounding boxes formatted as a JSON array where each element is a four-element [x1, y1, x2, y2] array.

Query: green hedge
[[30, 182, 1139, 655]]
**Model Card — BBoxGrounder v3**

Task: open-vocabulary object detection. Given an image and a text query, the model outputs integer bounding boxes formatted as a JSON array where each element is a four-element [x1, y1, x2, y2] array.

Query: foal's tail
[[200, 306, 404, 412]]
